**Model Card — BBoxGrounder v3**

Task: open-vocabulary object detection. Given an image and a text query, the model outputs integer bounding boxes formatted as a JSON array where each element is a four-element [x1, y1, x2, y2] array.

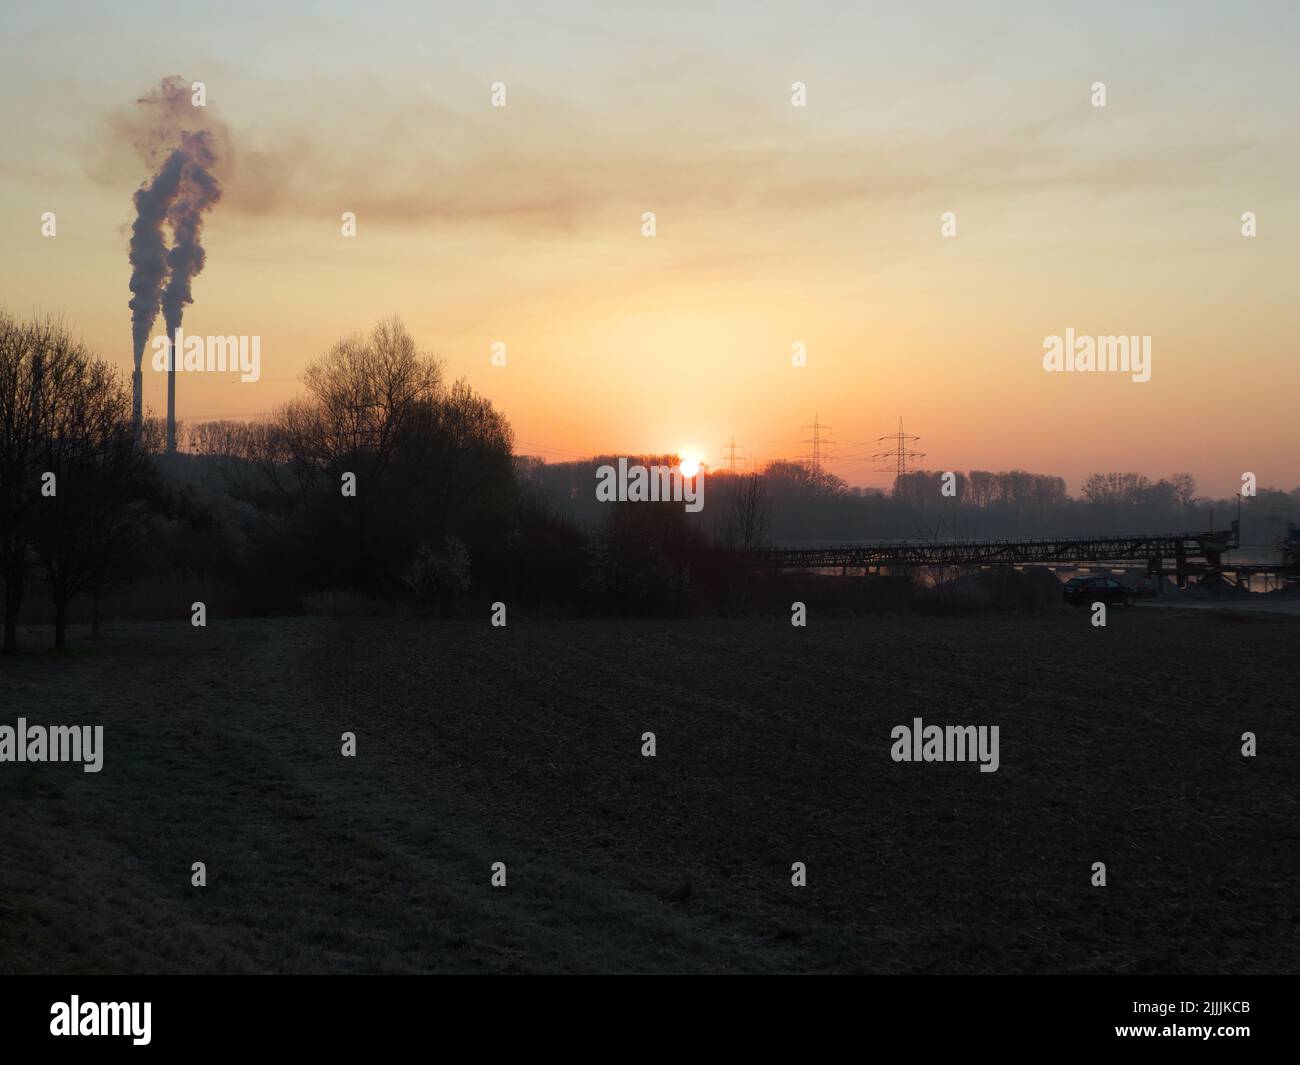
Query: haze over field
[[1, 1, 1298, 495]]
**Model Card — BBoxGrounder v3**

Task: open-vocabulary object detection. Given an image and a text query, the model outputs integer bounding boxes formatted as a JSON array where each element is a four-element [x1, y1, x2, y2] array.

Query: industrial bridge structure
[[760, 521, 1296, 589]]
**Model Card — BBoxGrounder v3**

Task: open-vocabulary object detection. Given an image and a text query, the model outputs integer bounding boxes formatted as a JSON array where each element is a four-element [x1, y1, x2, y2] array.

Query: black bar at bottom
[[0, 975, 1290, 1053]]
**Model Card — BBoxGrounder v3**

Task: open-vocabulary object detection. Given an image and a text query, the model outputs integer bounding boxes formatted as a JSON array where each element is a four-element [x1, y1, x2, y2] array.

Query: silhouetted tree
[[0, 311, 45, 653], [0, 313, 153, 650], [228, 317, 516, 598], [30, 333, 154, 648], [720, 471, 770, 552]]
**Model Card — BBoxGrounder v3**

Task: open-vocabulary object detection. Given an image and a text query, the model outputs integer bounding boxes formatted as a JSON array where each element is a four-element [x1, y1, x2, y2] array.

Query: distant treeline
[[2, 310, 1297, 649], [522, 458, 1300, 546]]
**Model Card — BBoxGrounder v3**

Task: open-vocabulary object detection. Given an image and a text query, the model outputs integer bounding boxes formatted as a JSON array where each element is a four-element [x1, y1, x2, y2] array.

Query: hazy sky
[[2, 0, 1297, 494]]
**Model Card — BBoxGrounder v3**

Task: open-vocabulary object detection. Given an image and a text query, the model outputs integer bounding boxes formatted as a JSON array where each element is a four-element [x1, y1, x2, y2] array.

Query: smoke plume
[[127, 147, 186, 365], [124, 77, 224, 441], [161, 129, 223, 336]]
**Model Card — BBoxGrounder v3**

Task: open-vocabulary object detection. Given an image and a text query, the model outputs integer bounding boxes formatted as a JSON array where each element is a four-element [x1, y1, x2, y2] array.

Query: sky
[[1, 0, 1297, 495]]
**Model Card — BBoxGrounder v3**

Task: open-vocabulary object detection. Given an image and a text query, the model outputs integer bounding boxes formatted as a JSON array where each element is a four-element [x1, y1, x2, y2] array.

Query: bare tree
[[1171, 472, 1197, 508], [729, 471, 771, 553], [29, 327, 152, 648], [967, 470, 995, 509], [299, 315, 443, 474], [0, 311, 44, 653]]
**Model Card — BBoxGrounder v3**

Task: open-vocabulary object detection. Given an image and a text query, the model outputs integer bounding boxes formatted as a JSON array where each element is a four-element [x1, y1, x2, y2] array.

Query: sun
[[678, 449, 702, 478]]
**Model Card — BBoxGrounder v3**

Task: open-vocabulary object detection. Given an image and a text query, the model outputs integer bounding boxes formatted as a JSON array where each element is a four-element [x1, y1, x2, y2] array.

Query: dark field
[[1, 609, 1296, 973]]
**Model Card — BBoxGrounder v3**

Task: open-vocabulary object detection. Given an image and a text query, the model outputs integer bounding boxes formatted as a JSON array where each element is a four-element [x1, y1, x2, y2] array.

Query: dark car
[[1062, 575, 1137, 607]]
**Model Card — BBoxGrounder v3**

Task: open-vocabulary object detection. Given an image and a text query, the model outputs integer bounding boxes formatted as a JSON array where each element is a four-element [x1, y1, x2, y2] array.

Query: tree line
[[3, 308, 1297, 650], [0, 313, 525, 650]]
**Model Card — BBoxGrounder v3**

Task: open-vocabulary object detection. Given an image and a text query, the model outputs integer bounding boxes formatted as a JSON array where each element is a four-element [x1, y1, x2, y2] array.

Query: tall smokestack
[[167, 331, 177, 454], [124, 79, 224, 448], [127, 148, 186, 435], [161, 130, 222, 455]]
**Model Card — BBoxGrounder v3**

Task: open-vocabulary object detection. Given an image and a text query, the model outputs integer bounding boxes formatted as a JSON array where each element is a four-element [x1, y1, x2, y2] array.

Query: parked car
[[1062, 575, 1137, 607]]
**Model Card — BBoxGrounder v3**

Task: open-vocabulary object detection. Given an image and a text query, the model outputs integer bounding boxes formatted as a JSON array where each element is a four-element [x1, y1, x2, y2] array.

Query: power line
[[871, 417, 925, 486], [800, 414, 833, 476], [718, 435, 744, 473], [513, 439, 594, 457]]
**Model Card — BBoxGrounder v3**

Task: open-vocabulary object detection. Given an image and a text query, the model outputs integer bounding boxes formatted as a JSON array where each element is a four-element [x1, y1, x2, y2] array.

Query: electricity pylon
[[872, 417, 924, 486]]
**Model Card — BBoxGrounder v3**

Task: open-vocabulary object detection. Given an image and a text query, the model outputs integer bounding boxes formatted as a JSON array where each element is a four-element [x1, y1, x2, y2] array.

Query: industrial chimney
[[166, 330, 177, 454], [132, 366, 142, 435]]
